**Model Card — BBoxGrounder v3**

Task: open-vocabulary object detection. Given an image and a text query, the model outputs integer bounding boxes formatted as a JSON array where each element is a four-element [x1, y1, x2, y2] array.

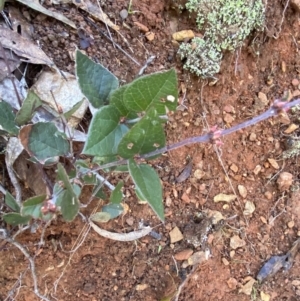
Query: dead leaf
[[169, 226, 183, 243], [0, 48, 21, 82], [243, 201, 255, 216], [72, 0, 119, 31], [176, 160, 193, 183], [277, 172, 293, 191], [0, 27, 54, 66], [32, 70, 88, 127], [268, 158, 279, 169], [16, 0, 76, 28], [214, 193, 236, 203], [239, 277, 256, 295]]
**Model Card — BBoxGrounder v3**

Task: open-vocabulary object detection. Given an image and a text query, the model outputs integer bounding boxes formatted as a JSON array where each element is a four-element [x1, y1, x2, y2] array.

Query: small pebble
[[287, 220, 295, 228], [119, 9, 128, 20], [292, 78, 299, 86]]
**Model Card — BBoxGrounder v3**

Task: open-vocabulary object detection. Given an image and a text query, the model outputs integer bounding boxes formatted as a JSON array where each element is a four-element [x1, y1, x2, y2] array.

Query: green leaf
[[5, 191, 20, 212], [19, 122, 70, 162], [0, 101, 19, 135], [15, 91, 43, 126], [109, 85, 137, 119], [110, 181, 123, 204], [56, 188, 80, 222], [128, 159, 164, 221], [63, 99, 85, 120], [90, 211, 111, 223], [117, 107, 165, 158], [122, 69, 177, 115], [3, 213, 31, 225], [83, 105, 128, 156], [102, 203, 123, 219], [76, 50, 118, 108], [22, 195, 46, 219]]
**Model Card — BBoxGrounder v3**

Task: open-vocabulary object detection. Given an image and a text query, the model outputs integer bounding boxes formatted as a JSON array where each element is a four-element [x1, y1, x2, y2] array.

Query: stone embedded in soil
[[187, 251, 208, 266], [284, 123, 299, 134], [214, 193, 236, 203], [169, 226, 184, 243], [222, 257, 230, 266], [268, 158, 279, 169], [287, 220, 295, 228], [258, 91, 269, 106], [230, 163, 238, 173], [145, 32, 155, 41], [238, 185, 247, 198], [194, 169, 205, 179], [174, 249, 193, 261], [264, 191, 273, 200], [230, 235, 246, 249], [223, 113, 235, 124], [243, 201, 255, 216], [239, 277, 256, 295], [253, 165, 262, 175], [181, 192, 190, 203], [292, 78, 300, 86], [119, 9, 128, 20], [227, 277, 238, 289], [260, 291, 271, 301], [277, 172, 293, 191], [172, 30, 195, 41], [249, 132, 257, 141], [291, 0, 300, 12]]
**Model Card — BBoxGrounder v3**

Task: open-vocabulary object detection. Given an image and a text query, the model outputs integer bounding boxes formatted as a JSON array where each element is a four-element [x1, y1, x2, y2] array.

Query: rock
[[169, 226, 184, 243], [291, 0, 300, 13], [238, 185, 247, 198], [268, 158, 279, 169], [239, 277, 256, 295], [214, 193, 236, 203], [249, 133, 257, 141], [145, 32, 155, 41], [284, 123, 299, 134], [230, 235, 246, 249], [134, 21, 149, 32], [287, 220, 295, 228], [187, 250, 209, 266], [277, 172, 293, 191], [194, 169, 205, 179], [172, 30, 195, 41], [119, 9, 128, 19], [292, 78, 300, 86], [227, 277, 238, 289], [258, 92, 268, 105], [174, 249, 193, 261], [243, 201, 255, 216], [230, 163, 238, 173], [222, 257, 229, 266], [253, 165, 262, 175]]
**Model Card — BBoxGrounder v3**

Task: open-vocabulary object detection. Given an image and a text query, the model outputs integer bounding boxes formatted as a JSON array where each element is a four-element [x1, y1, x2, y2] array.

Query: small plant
[[178, 0, 265, 77], [0, 51, 300, 229]]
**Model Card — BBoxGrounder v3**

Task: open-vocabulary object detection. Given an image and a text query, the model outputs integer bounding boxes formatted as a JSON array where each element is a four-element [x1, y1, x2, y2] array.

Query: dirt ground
[[1, 0, 300, 300]]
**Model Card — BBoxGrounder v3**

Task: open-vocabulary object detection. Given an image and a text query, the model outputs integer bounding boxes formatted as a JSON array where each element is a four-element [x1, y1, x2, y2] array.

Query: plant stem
[[89, 98, 300, 173]]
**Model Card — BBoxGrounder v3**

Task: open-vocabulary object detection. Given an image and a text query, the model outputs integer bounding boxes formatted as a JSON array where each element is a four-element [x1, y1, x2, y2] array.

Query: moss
[[178, 0, 265, 78]]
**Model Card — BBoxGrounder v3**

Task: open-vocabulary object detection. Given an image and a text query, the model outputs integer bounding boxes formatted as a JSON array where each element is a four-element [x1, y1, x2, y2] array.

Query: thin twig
[[83, 16, 141, 66], [5, 154, 22, 206], [273, 0, 290, 39], [0, 229, 51, 301]]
